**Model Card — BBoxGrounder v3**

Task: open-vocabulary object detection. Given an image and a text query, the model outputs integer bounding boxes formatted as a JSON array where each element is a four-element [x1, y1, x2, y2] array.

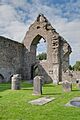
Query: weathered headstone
[[62, 81, 72, 92], [33, 76, 43, 95], [11, 74, 21, 90], [76, 79, 80, 89]]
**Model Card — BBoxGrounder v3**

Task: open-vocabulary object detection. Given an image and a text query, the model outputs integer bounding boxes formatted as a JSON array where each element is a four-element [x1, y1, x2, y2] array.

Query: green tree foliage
[[73, 61, 80, 71], [69, 65, 73, 70], [36, 52, 47, 60]]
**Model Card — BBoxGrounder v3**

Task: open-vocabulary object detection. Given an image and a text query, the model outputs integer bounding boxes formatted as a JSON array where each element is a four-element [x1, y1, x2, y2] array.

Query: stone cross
[[62, 81, 72, 92], [33, 76, 43, 95], [11, 74, 21, 90]]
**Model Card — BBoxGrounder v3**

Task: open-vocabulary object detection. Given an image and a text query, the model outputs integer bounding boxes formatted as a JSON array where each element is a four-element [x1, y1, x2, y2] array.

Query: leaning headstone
[[11, 74, 21, 90], [33, 76, 43, 95], [62, 81, 72, 92]]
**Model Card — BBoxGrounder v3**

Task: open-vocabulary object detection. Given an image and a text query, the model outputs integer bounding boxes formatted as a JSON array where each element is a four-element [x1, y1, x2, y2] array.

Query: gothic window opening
[[36, 38, 47, 60]]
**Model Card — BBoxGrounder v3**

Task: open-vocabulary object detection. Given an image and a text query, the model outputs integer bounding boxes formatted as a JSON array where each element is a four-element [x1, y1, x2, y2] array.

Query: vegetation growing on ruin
[[73, 61, 80, 71], [36, 52, 47, 60], [0, 82, 80, 120], [69, 61, 80, 71]]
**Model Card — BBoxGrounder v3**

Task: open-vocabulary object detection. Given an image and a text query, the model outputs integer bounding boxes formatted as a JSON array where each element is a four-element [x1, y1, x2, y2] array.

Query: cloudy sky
[[0, 0, 80, 65]]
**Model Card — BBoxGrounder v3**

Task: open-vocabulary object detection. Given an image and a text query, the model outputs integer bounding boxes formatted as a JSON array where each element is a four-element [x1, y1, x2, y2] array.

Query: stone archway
[[23, 14, 72, 84], [0, 74, 4, 83]]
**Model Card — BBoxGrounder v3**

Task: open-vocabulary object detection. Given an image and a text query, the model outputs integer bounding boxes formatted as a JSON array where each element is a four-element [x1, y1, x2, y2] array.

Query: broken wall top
[[23, 14, 72, 54]]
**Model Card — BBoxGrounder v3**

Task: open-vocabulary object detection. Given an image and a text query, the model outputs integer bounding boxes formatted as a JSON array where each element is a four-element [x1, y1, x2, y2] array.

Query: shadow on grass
[[22, 88, 33, 90], [43, 84, 56, 87], [0, 83, 11, 92], [42, 92, 61, 95], [72, 89, 80, 92], [21, 82, 33, 88], [0, 82, 33, 92]]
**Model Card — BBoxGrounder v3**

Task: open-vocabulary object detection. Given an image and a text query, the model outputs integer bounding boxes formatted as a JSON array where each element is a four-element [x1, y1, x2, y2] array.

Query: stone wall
[[0, 36, 24, 82], [23, 14, 72, 84], [0, 14, 72, 84]]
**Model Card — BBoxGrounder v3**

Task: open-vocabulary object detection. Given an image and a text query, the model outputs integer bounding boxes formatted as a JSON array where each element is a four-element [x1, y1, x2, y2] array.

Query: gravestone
[[62, 81, 72, 92], [76, 79, 80, 89], [11, 74, 21, 90], [33, 76, 43, 95]]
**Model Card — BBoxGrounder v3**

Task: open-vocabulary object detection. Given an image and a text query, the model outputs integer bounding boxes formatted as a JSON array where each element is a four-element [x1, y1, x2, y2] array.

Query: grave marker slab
[[29, 96, 55, 105], [65, 97, 80, 107]]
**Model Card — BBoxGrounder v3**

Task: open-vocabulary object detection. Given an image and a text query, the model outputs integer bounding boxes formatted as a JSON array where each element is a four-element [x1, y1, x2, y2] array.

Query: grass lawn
[[0, 82, 80, 120]]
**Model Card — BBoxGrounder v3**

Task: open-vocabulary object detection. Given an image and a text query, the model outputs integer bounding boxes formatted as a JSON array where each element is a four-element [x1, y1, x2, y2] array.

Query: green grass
[[0, 82, 80, 120]]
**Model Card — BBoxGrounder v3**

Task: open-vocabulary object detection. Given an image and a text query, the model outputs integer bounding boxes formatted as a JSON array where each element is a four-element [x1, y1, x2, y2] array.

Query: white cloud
[[37, 38, 47, 55], [2, 21, 27, 42], [0, 4, 27, 41], [0, 5, 19, 25], [54, 19, 80, 65], [0, 0, 80, 65]]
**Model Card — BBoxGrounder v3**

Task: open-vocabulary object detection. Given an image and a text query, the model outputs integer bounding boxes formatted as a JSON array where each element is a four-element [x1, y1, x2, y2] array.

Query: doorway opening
[[0, 74, 4, 83], [30, 35, 47, 79]]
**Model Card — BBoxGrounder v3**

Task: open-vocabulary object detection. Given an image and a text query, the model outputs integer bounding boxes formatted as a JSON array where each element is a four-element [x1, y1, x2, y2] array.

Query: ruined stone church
[[0, 14, 72, 84]]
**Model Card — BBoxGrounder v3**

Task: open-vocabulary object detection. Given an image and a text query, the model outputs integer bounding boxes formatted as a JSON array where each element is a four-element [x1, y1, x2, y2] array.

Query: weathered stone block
[[11, 74, 21, 90], [29, 96, 55, 105], [33, 76, 43, 95], [62, 81, 72, 92]]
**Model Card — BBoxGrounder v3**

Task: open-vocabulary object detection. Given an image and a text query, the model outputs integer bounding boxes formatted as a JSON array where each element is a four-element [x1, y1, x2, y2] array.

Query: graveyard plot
[[0, 82, 80, 120]]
